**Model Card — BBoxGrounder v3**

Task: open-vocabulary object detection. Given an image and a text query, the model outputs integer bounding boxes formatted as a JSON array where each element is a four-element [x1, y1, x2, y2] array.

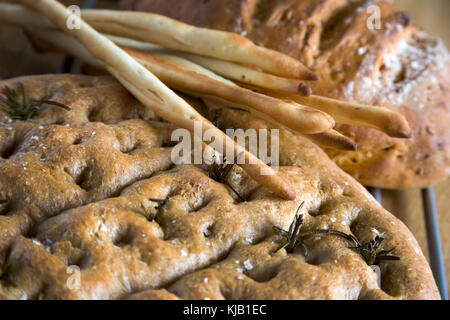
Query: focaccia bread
[[0, 74, 439, 299], [120, 0, 450, 189]]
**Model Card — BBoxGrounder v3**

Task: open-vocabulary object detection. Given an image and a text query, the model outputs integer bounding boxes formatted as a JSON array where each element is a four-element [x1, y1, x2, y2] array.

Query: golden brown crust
[[120, 0, 450, 188], [0, 74, 439, 299]]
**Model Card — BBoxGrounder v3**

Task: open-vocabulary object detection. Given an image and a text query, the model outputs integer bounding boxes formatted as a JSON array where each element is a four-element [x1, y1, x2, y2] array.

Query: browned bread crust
[[0, 74, 439, 299], [120, 0, 450, 189]]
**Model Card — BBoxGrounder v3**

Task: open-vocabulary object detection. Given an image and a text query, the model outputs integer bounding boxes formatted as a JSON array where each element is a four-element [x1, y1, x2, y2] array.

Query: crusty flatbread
[[121, 0, 450, 188], [0, 75, 439, 299]]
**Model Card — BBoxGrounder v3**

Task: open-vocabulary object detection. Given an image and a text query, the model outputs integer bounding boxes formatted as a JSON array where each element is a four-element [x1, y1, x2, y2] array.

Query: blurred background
[[0, 0, 449, 294], [396, 0, 450, 45]]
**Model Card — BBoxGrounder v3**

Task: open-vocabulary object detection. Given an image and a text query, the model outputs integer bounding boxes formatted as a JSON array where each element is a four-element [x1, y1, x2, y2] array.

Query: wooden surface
[[0, 0, 449, 296]]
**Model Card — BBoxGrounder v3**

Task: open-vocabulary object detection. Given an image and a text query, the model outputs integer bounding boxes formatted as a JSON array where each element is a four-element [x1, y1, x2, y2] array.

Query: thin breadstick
[[26, 28, 334, 135], [17, 0, 295, 200], [303, 130, 357, 151], [175, 53, 312, 94], [0, 3, 316, 80], [287, 94, 411, 138]]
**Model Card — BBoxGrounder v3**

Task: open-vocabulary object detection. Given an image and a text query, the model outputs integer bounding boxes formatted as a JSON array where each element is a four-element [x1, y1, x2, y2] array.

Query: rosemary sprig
[[0, 83, 71, 120], [305, 229, 400, 266], [272, 207, 400, 265], [272, 202, 308, 254], [149, 196, 170, 223], [208, 152, 245, 201]]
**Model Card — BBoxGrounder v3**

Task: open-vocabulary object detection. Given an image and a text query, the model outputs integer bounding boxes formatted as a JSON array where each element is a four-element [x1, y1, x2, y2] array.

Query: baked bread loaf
[[0, 74, 439, 299], [120, 0, 450, 189]]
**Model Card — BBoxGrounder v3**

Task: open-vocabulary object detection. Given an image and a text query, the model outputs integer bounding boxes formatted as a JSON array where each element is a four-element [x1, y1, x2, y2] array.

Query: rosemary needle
[[0, 83, 71, 120]]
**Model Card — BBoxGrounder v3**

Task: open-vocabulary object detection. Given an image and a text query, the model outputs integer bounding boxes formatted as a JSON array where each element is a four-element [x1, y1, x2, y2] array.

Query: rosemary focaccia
[[120, 0, 450, 189], [0, 74, 439, 299]]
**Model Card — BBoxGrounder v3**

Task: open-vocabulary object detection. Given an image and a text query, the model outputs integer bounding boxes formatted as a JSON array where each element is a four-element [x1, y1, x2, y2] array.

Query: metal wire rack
[[63, 0, 448, 301], [368, 187, 448, 300]]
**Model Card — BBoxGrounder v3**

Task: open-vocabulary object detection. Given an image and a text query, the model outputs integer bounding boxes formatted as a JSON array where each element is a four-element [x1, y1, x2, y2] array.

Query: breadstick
[[176, 53, 312, 94], [17, 0, 295, 200], [303, 130, 357, 151], [288, 95, 411, 138]]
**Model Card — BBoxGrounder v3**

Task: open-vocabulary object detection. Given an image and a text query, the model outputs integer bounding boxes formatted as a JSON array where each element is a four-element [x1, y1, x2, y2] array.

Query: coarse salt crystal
[[243, 259, 253, 270], [358, 47, 367, 55], [411, 61, 421, 69], [100, 224, 107, 233]]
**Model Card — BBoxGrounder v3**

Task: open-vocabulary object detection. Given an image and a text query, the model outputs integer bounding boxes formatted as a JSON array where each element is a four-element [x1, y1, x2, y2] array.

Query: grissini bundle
[[15, 0, 295, 200], [0, 3, 411, 140], [29, 28, 350, 151], [25, 27, 334, 135], [13, 21, 397, 151], [110, 36, 410, 139], [0, 2, 316, 80]]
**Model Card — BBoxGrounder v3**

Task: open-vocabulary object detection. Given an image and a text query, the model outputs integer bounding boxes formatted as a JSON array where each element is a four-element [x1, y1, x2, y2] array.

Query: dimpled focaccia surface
[[0, 74, 439, 299], [120, 0, 450, 189]]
